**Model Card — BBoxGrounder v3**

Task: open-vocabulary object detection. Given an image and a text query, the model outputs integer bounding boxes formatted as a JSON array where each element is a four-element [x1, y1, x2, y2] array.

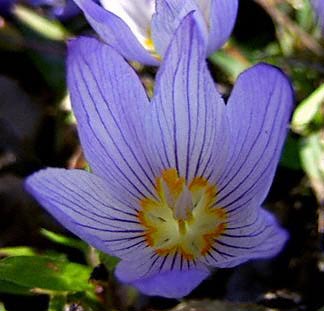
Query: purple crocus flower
[[26, 14, 293, 298], [73, 0, 239, 65], [30, 0, 80, 19], [0, 0, 14, 15], [312, 0, 324, 31], [0, 0, 79, 19]]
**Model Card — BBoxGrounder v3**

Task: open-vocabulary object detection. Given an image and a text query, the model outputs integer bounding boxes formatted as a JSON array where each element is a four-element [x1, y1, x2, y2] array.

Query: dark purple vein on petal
[[74, 62, 148, 200], [80, 57, 156, 198]]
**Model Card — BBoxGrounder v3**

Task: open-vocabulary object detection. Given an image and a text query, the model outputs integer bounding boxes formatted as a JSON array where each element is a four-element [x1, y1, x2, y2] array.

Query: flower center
[[137, 168, 227, 261]]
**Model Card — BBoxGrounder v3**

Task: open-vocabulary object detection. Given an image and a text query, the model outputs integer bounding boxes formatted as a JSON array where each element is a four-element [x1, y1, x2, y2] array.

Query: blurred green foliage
[[0, 256, 93, 294]]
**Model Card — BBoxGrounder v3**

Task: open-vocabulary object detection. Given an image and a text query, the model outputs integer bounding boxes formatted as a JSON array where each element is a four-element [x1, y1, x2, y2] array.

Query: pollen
[[137, 168, 227, 261], [144, 37, 155, 52], [143, 27, 161, 61]]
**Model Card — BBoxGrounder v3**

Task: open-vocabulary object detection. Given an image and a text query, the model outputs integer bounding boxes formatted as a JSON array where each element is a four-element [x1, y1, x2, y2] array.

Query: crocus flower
[[26, 14, 293, 298], [73, 0, 239, 65], [312, 0, 324, 31], [0, 0, 79, 19], [0, 0, 14, 15], [30, 0, 80, 19]]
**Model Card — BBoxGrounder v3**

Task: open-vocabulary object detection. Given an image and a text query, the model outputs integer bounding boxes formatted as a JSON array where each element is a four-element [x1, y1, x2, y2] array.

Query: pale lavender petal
[[116, 256, 209, 298], [202, 208, 288, 268], [132, 269, 209, 298], [206, 0, 238, 55], [68, 37, 157, 204], [100, 0, 155, 44], [215, 63, 294, 212], [117, 248, 204, 277], [73, 0, 158, 65], [151, 0, 208, 57], [312, 0, 324, 31], [25, 168, 146, 257], [148, 13, 229, 181]]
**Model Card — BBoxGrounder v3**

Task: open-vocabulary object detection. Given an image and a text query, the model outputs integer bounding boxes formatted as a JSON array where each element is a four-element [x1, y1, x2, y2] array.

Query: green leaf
[[292, 83, 324, 134], [0, 280, 31, 295], [300, 133, 324, 203], [0, 302, 8, 311], [295, 0, 316, 32], [48, 295, 66, 311], [41, 229, 88, 253], [13, 5, 70, 41], [41, 251, 68, 262], [0, 247, 36, 257], [0, 256, 93, 294], [209, 49, 249, 82], [280, 135, 302, 170], [300, 134, 324, 179]]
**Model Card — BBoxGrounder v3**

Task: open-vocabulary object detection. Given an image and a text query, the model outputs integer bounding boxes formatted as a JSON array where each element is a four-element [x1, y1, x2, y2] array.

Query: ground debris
[[171, 300, 267, 311]]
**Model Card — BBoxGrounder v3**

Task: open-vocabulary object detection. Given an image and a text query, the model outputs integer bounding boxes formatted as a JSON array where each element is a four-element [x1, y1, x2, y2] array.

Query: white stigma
[[174, 185, 194, 221], [161, 180, 194, 221]]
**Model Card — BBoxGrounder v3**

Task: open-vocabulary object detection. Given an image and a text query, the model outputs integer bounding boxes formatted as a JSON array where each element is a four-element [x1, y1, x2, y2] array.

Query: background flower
[[0, 0, 14, 15], [312, 0, 324, 32], [26, 14, 293, 298], [72, 0, 238, 65], [30, 0, 80, 19], [0, 0, 79, 19]]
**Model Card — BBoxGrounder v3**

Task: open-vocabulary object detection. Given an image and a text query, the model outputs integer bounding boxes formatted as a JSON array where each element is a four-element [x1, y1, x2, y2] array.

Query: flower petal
[[68, 37, 157, 203], [73, 0, 158, 65], [151, 0, 208, 57], [206, 0, 238, 55], [31, 0, 80, 19], [116, 257, 209, 298], [100, 0, 155, 49], [0, 0, 13, 15], [215, 63, 294, 212], [25, 168, 146, 256], [312, 0, 324, 31], [132, 270, 209, 298], [148, 13, 229, 182], [202, 207, 288, 268]]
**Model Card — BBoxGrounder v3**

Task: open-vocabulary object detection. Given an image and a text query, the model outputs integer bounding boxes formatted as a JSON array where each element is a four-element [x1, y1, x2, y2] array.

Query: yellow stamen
[[137, 168, 227, 261], [144, 37, 155, 51], [143, 26, 161, 61]]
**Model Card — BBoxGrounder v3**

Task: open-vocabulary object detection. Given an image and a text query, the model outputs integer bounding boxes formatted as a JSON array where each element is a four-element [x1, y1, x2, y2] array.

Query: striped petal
[[151, 0, 208, 57], [100, 0, 155, 49], [116, 259, 209, 298], [73, 0, 158, 65], [116, 246, 208, 279], [68, 37, 157, 204], [202, 207, 288, 268], [25, 168, 145, 257], [151, 0, 238, 57], [147, 13, 230, 182], [215, 63, 294, 213], [206, 0, 238, 55]]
